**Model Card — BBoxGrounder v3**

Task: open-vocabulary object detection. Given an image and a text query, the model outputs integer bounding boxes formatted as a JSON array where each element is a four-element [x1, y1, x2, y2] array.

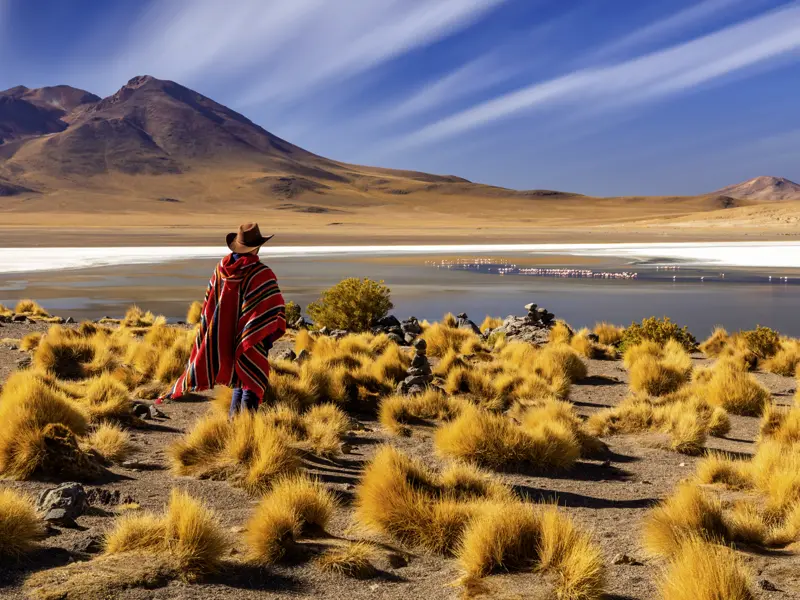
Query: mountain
[[714, 176, 800, 202]]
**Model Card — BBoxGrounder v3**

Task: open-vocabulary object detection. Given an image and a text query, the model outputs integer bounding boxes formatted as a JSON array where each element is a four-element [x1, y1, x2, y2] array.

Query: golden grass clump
[[121, 305, 157, 328], [698, 327, 730, 358], [763, 339, 800, 376], [548, 320, 573, 344], [697, 360, 771, 417], [629, 355, 687, 396], [569, 328, 618, 360], [0, 488, 45, 558], [420, 321, 481, 357], [104, 489, 229, 578], [479, 315, 503, 333], [245, 474, 337, 564], [0, 371, 90, 479], [533, 343, 587, 384], [379, 389, 464, 436], [0, 303, 12, 318], [20, 332, 43, 352], [78, 373, 134, 421], [434, 405, 580, 472], [354, 446, 511, 554], [593, 322, 624, 346], [316, 542, 377, 579], [642, 483, 729, 557], [85, 423, 135, 463], [457, 502, 605, 599], [186, 301, 203, 325], [759, 405, 800, 445], [657, 535, 754, 600], [14, 299, 50, 317], [696, 452, 752, 489]]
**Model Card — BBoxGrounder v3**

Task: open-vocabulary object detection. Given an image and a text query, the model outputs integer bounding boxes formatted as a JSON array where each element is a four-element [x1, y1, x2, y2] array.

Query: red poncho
[[162, 253, 286, 402]]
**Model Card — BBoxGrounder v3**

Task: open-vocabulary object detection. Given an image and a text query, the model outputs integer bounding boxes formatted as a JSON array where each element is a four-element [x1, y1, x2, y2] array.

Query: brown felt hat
[[226, 222, 274, 253]]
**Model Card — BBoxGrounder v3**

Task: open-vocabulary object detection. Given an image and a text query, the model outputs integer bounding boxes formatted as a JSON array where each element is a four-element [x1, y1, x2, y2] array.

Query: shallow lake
[[2, 249, 800, 339]]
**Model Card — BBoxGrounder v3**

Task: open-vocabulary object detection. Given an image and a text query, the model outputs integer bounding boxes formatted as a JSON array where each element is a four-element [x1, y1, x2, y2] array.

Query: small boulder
[[758, 579, 779, 592], [12, 314, 28, 322], [276, 348, 297, 362], [295, 349, 311, 364], [401, 317, 423, 336], [374, 315, 402, 330], [64, 316, 76, 324], [37, 483, 88, 526], [612, 553, 643, 566], [456, 313, 481, 335], [387, 332, 405, 346]]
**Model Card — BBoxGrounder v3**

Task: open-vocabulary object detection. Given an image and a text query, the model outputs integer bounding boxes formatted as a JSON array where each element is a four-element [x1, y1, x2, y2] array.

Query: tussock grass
[[0, 371, 90, 478], [593, 322, 624, 346], [104, 489, 229, 578], [354, 446, 512, 554], [549, 320, 573, 344], [316, 542, 377, 578], [85, 423, 135, 463], [658, 535, 754, 600], [629, 356, 687, 396], [20, 332, 43, 352], [15, 299, 50, 317], [762, 340, 800, 376], [432, 349, 467, 377], [699, 327, 729, 358], [186, 301, 203, 325], [696, 452, 751, 489], [121, 305, 157, 328], [760, 404, 800, 444], [479, 315, 503, 333], [379, 389, 464, 435], [457, 502, 605, 599], [0, 488, 44, 558], [421, 322, 481, 357], [245, 474, 337, 563], [642, 483, 729, 557], [435, 405, 580, 472], [533, 343, 587, 384], [570, 328, 618, 360], [0, 303, 12, 318], [696, 360, 770, 417]]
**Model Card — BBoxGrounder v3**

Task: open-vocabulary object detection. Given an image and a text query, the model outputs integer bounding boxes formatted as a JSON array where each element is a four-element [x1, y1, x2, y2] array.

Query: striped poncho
[[162, 253, 286, 402]]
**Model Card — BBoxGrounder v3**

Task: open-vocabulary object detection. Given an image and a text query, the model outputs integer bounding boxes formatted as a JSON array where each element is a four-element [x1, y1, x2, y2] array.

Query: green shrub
[[740, 325, 780, 359], [307, 278, 393, 332], [285, 301, 301, 326], [620, 317, 696, 352]]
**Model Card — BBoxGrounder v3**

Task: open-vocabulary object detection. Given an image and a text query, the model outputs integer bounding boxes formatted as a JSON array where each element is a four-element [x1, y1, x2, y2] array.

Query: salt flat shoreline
[[2, 241, 800, 274]]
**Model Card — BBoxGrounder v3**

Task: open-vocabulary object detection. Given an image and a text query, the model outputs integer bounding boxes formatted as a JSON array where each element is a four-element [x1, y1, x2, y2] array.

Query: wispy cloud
[[395, 2, 800, 148], [99, 0, 507, 103], [592, 0, 754, 60]]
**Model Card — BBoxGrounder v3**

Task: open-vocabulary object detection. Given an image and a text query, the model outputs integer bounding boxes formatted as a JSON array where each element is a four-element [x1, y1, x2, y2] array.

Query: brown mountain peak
[[715, 176, 800, 201]]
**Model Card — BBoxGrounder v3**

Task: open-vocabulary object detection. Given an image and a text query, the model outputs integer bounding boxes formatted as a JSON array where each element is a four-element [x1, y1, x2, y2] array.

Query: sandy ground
[[1, 321, 799, 599]]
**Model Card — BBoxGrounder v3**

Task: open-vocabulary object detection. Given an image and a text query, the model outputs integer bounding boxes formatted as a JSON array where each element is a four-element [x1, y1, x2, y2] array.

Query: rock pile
[[36, 482, 88, 527], [370, 315, 423, 345], [456, 312, 481, 335], [484, 302, 557, 346], [396, 338, 432, 395]]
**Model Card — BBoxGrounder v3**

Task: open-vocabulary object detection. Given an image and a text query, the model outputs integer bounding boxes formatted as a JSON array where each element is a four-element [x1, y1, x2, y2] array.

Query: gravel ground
[[1, 321, 799, 599]]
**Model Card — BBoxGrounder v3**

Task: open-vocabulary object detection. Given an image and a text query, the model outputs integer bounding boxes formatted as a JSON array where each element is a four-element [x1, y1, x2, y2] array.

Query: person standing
[[158, 223, 286, 416]]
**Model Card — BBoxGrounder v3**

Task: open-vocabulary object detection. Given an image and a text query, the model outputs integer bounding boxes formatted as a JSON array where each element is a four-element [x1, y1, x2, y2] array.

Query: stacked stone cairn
[[484, 302, 557, 346], [397, 338, 432, 395]]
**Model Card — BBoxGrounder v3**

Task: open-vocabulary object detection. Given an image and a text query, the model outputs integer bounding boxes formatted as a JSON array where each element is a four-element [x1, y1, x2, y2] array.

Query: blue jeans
[[229, 388, 260, 418]]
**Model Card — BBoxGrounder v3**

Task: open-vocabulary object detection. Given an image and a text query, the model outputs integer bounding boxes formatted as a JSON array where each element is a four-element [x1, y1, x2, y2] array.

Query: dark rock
[[412, 338, 427, 352], [387, 325, 404, 337], [329, 329, 348, 340], [410, 354, 429, 369], [276, 348, 297, 362], [456, 313, 481, 335], [75, 536, 104, 554], [388, 553, 409, 568], [403, 332, 416, 345], [318, 326, 329, 335], [293, 316, 309, 329], [374, 315, 402, 330], [132, 402, 151, 419], [37, 483, 88, 526], [39, 425, 105, 479], [401, 317, 422, 336], [148, 405, 166, 419], [12, 313, 28, 322], [64, 316, 75, 324], [295, 349, 310, 364], [758, 579, 779, 592], [176, 320, 187, 325], [387, 333, 405, 346], [524, 303, 537, 312]]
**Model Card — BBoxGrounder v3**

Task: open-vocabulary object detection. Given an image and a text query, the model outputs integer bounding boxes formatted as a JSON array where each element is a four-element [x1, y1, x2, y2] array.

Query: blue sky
[[1, 0, 799, 196]]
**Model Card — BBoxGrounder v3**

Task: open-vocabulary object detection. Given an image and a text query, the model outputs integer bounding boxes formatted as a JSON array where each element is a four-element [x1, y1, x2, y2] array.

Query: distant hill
[[714, 176, 800, 202]]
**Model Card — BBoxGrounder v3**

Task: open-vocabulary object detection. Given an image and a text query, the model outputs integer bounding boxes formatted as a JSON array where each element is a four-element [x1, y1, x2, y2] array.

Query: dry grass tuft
[[316, 542, 377, 579], [421, 322, 480, 357], [104, 489, 228, 578], [763, 340, 800, 376], [533, 343, 587, 384], [15, 299, 50, 317], [479, 316, 503, 333], [265, 474, 338, 534], [457, 502, 605, 599], [379, 389, 464, 435], [696, 452, 751, 489], [642, 483, 729, 557], [699, 327, 730, 358], [85, 423, 136, 463], [697, 360, 771, 416], [0, 488, 44, 558], [121, 305, 157, 328], [186, 301, 203, 325], [629, 355, 687, 396], [354, 446, 510, 554], [657, 535, 754, 600], [594, 322, 624, 346], [549, 320, 573, 344], [435, 405, 580, 472], [20, 332, 43, 352]]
